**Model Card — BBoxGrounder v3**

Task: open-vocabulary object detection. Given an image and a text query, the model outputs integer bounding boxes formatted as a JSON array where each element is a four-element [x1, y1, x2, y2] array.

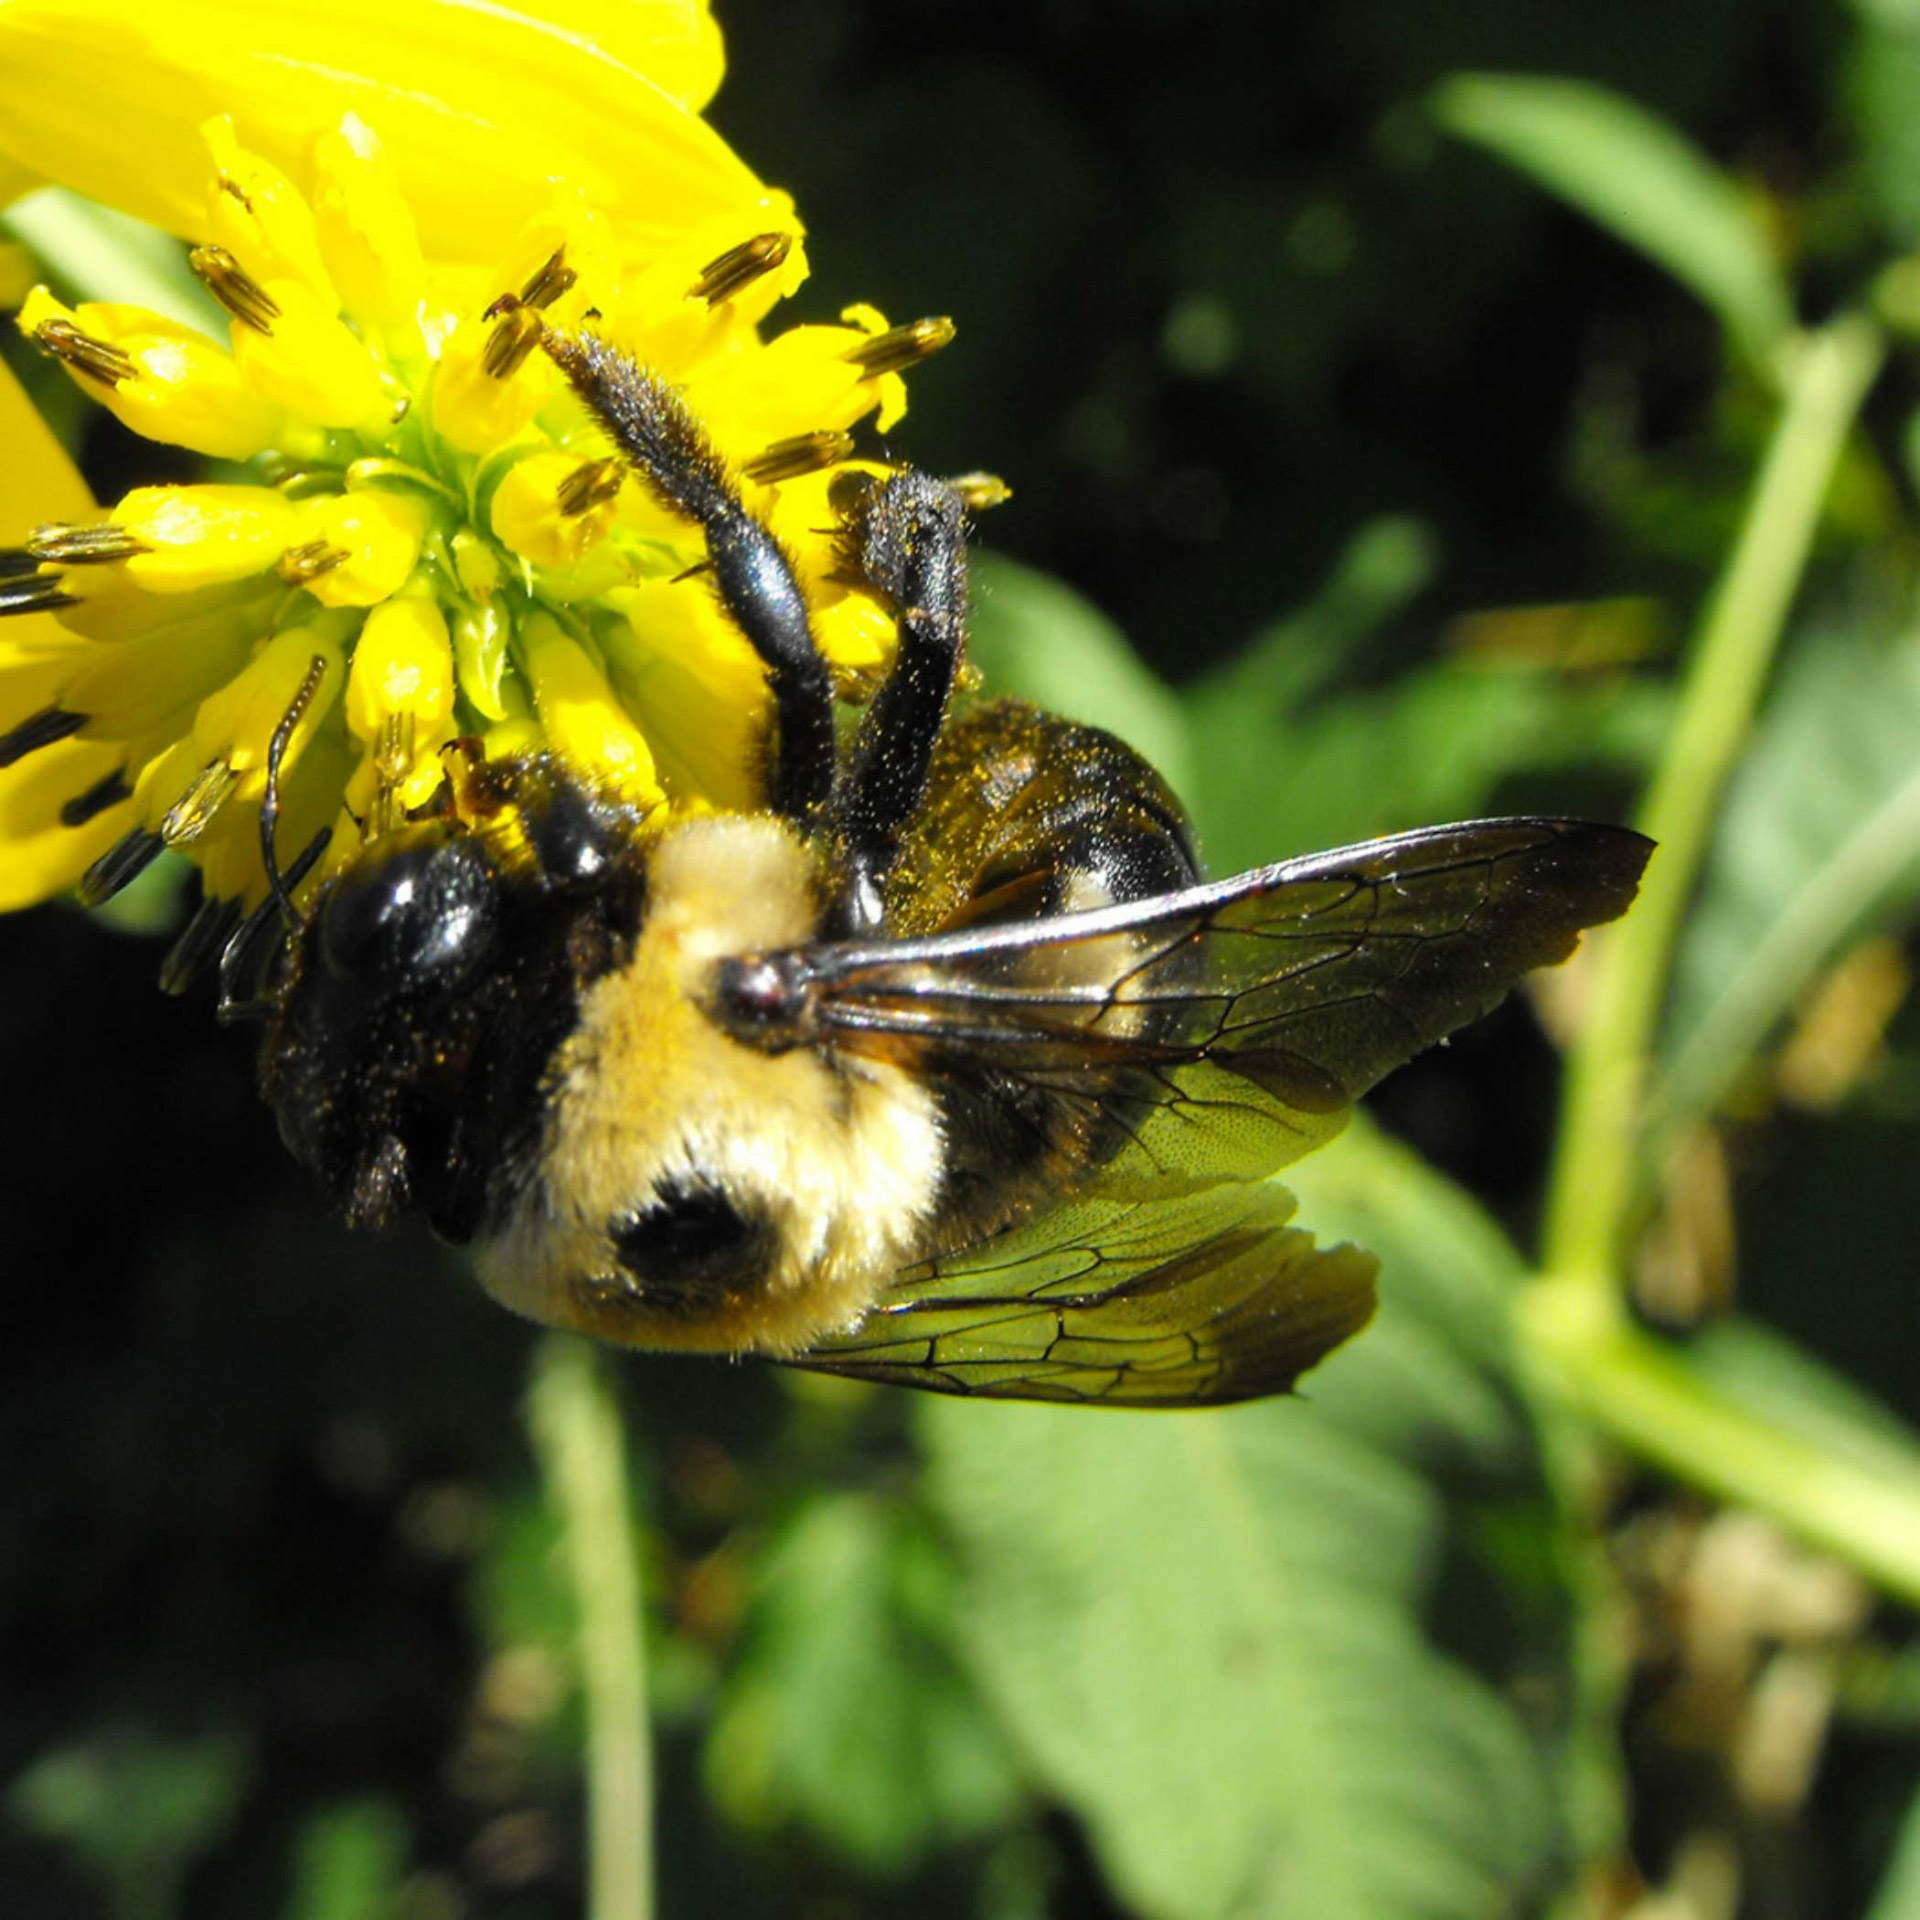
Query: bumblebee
[[223, 325, 1650, 1408]]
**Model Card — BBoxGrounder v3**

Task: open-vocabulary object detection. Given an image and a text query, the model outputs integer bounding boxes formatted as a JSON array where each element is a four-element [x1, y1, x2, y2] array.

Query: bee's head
[[473, 814, 943, 1355], [260, 757, 649, 1235], [262, 820, 506, 1225]]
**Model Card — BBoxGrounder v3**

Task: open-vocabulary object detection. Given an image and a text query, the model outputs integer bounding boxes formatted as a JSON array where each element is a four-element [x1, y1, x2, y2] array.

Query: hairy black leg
[[830, 471, 970, 930], [541, 328, 836, 819]]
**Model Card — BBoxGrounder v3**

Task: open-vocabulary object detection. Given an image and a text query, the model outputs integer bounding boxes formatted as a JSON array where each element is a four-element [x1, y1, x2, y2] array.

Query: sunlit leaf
[[1435, 74, 1795, 377], [921, 1125, 1574, 1920], [1657, 622, 1920, 1140]]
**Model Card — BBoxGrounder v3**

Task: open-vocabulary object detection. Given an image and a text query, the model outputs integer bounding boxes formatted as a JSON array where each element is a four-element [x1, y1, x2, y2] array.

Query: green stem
[[529, 1335, 653, 1920], [1540, 315, 1884, 1288], [1522, 1277, 1920, 1607]]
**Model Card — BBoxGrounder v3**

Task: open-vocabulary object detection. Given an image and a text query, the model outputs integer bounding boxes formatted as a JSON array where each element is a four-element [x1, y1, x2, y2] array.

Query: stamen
[[162, 760, 240, 846], [190, 244, 281, 333], [33, 318, 136, 386], [26, 523, 152, 565], [557, 458, 627, 517], [59, 767, 133, 827], [78, 826, 165, 906], [160, 893, 243, 996], [519, 248, 578, 312], [689, 232, 793, 305], [947, 471, 1013, 512], [0, 571, 76, 617], [743, 430, 856, 485], [484, 305, 546, 379], [276, 540, 350, 585], [216, 171, 254, 213], [0, 706, 87, 768], [845, 316, 955, 378]]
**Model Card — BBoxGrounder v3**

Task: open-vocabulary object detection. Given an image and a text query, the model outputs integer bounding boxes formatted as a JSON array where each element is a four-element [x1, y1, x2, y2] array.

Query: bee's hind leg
[[828, 470, 970, 932]]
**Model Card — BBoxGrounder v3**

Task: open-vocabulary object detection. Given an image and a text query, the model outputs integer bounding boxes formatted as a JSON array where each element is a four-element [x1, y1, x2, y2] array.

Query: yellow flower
[[1, 43, 957, 947]]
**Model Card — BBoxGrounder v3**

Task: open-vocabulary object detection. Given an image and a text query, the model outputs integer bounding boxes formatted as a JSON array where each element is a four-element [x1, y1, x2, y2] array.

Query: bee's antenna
[[261, 654, 328, 930]]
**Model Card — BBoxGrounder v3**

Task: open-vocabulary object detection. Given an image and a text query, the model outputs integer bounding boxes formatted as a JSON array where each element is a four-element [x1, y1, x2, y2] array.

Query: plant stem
[[529, 1334, 653, 1920], [1539, 315, 1884, 1290], [1521, 1276, 1920, 1607]]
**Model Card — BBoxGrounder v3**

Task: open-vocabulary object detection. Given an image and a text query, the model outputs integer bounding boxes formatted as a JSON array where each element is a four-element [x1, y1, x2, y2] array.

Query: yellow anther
[[743, 431, 856, 485], [26, 523, 151, 565], [484, 305, 547, 379], [189, 246, 282, 332], [557, 458, 627, 518], [161, 758, 241, 846], [31, 317, 135, 385], [844, 315, 956, 377], [277, 539, 350, 585], [690, 232, 794, 306], [947, 471, 1013, 512], [518, 248, 578, 312]]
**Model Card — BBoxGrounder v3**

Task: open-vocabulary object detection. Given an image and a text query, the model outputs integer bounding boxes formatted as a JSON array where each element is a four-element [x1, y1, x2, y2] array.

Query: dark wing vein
[[784, 817, 1649, 1407], [790, 1181, 1380, 1406]]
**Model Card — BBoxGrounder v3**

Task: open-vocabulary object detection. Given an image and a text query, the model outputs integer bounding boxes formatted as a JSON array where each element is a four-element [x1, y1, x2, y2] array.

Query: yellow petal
[[61, 603, 259, 741], [0, 0, 764, 273], [0, 730, 139, 906], [0, 347, 93, 529], [113, 484, 299, 591], [520, 611, 661, 808], [231, 279, 389, 429], [202, 114, 339, 308], [598, 580, 766, 809], [294, 490, 430, 608], [191, 624, 344, 799], [20, 285, 286, 461], [430, 314, 550, 454], [491, 451, 622, 568], [309, 113, 426, 326]]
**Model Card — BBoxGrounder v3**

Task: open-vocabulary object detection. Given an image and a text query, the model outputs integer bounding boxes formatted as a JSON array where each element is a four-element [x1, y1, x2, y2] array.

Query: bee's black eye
[[319, 831, 498, 991], [610, 1179, 764, 1311]]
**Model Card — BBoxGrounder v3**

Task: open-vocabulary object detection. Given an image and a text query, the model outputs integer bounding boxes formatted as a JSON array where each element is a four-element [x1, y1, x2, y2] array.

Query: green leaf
[[3, 185, 221, 332], [921, 1125, 1579, 1920], [967, 552, 1196, 798], [1655, 622, 1920, 1141], [1177, 519, 1660, 870], [705, 1491, 1023, 1872], [1868, 1774, 1920, 1920], [8, 1723, 248, 1920], [1435, 75, 1795, 377], [281, 1801, 410, 1920]]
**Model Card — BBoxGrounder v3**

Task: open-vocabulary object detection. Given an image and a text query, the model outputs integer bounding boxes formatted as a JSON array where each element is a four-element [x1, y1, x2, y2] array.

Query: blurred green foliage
[[6, 2, 1920, 1917]]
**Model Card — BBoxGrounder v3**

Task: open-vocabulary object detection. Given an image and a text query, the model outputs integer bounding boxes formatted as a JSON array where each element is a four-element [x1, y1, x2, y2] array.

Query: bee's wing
[[790, 1178, 1380, 1406], [788, 816, 1650, 1406]]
